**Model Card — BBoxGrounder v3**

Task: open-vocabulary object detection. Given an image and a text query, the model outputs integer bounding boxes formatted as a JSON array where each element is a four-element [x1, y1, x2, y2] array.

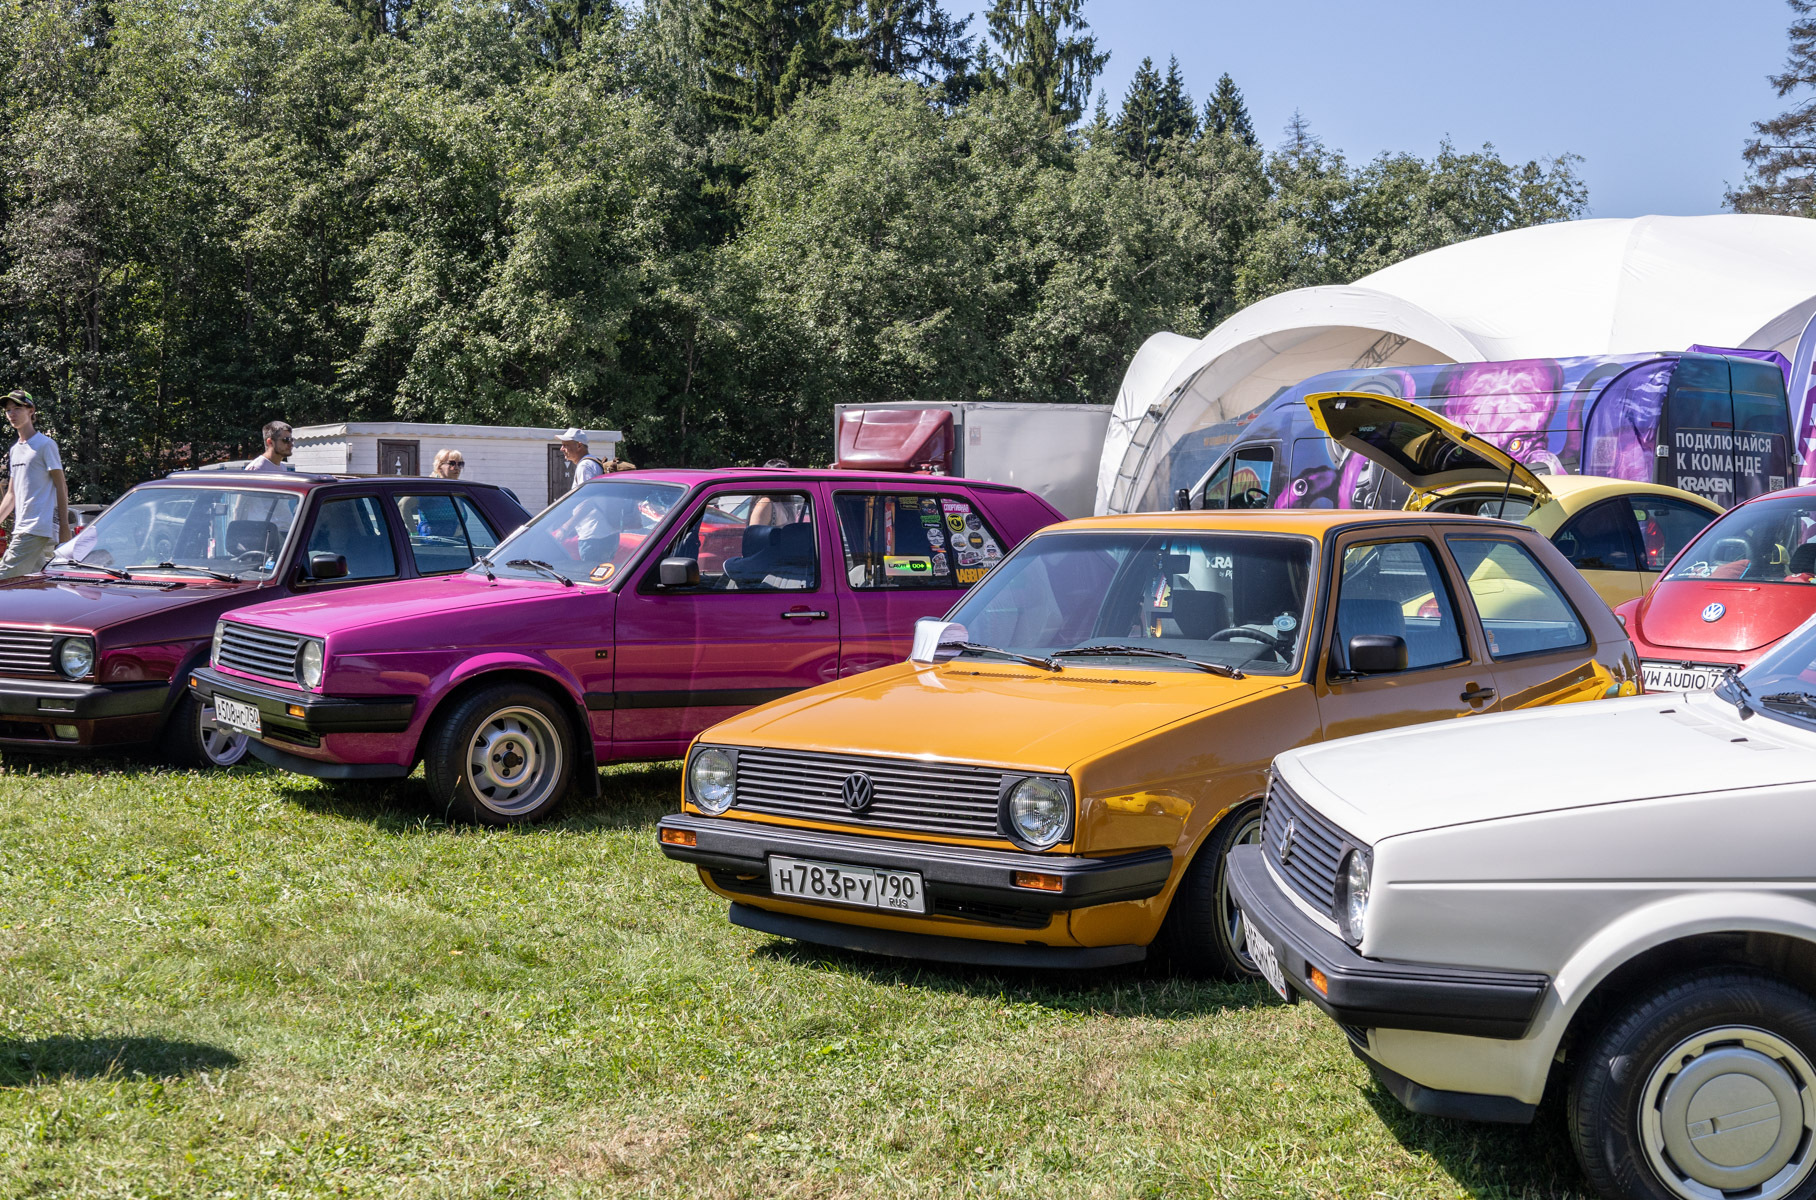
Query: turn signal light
[[660, 829, 696, 847], [1309, 967, 1329, 996], [1012, 871, 1063, 892], [286, 704, 305, 718]]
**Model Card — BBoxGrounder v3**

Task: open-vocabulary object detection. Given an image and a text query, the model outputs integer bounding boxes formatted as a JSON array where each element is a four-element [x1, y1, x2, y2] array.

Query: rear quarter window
[[1445, 536, 1588, 658]]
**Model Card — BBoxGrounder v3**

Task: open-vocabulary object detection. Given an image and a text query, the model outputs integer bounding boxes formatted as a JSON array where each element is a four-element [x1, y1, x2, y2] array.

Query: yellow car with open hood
[[657, 508, 1639, 976]]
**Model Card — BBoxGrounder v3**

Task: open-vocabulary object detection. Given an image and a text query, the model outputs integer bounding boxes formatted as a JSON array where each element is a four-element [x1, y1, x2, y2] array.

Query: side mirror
[[308, 552, 349, 580], [1174, 488, 1193, 511], [909, 618, 968, 665], [1347, 634, 1407, 675], [658, 556, 700, 588]]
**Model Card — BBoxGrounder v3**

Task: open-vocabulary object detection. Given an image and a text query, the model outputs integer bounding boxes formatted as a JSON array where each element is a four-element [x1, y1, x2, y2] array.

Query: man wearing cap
[[558, 428, 606, 491], [245, 420, 294, 472], [0, 390, 71, 578]]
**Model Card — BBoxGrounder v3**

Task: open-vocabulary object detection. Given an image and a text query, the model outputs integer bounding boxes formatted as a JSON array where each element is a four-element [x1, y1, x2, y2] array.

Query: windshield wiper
[[149, 561, 238, 583], [507, 558, 573, 587], [1054, 644, 1244, 679], [47, 557, 130, 580], [1761, 689, 1816, 713], [954, 642, 1062, 672], [1719, 669, 1759, 720], [475, 554, 496, 582]]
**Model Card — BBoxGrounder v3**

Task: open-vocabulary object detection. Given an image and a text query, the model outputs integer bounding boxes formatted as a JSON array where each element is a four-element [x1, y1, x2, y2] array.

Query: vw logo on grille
[[1702, 602, 1726, 623], [840, 772, 875, 812], [1279, 816, 1297, 865]]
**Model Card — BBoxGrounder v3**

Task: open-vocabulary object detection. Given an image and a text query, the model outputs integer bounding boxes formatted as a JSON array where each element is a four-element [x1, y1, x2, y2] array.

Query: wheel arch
[[416, 667, 600, 798]]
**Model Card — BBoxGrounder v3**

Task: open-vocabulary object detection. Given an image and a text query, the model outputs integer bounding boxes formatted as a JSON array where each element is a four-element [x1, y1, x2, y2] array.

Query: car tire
[[1569, 971, 1816, 1200], [1148, 801, 1264, 980], [423, 684, 574, 826], [169, 689, 251, 769]]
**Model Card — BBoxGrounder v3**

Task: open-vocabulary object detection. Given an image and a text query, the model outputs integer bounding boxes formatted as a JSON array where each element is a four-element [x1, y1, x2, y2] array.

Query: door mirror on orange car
[[1347, 634, 1408, 675], [909, 618, 968, 665], [308, 552, 349, 580], [658, 556, 701, 588]]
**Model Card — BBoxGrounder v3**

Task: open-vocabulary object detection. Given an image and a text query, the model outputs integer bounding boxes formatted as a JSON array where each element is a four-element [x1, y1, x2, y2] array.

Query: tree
[[842, 0, 973, 90], [1731, 0, 1816, 214], [982, 0, 1106, 125], [1112, 55, 1194, 171], [1203, 71, 1254, 147], [696, 0, 853, 130]]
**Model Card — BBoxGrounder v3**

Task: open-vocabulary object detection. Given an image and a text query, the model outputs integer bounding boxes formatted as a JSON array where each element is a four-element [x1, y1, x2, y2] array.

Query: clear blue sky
[[956, 1, 1794, 217]]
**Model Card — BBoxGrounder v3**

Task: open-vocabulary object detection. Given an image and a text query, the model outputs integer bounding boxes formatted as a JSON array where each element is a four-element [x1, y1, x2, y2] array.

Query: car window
[[395, 493, 502, 575], [1663, 494, 1816, 583], [1628, 496, 1716, 572], [306, 496, 397, 581], [1446, 537, 1588, 658], [1423, 493, 1536, 520], [1553, 500, 1638, 572], [835, 492, 1002, 589], [664, 491, 817, 592], [1334, 540, 1464, 672], [60, 487, 300, 580], [1200, 448, 1275, 511], [486, 480, 684, 584]]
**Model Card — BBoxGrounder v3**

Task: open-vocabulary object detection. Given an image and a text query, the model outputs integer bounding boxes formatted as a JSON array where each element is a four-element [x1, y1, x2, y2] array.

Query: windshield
[[1722, 614, 1816, 726], [1663, 494, 1816, 584], [55, 486, 301, 580], [945, 531, 1315, 674], [484, 480, 686, 583]]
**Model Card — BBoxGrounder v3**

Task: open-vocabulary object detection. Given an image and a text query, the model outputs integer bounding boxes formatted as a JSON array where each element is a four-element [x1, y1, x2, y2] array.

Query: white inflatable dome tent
[[1098, 214, 1816, 514]]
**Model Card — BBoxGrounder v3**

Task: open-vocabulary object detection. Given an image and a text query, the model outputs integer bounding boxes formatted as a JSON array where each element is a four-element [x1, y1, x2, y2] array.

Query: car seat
[[224, 520, 278, 559], [724, 523, 814, 588], [1160, 590, 1229, 640], [1335, 597, 1407, 669], [1788, 541, 1816, 577]]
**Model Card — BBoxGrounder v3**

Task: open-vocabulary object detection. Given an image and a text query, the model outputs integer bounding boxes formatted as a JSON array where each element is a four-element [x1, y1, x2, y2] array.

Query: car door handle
[[1460, 685, 1497, 703], [781, 610, 829, 620]]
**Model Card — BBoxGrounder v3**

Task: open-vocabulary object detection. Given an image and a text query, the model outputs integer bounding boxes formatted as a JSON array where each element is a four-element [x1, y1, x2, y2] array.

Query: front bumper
[[0, 676, 170, 747], [1227, 846, 1549, 1040], [191, 666, 415, 741]]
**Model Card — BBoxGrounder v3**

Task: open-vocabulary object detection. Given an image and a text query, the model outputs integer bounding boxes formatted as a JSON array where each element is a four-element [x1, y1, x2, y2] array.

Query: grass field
[[0, 757, 1592, 1198]]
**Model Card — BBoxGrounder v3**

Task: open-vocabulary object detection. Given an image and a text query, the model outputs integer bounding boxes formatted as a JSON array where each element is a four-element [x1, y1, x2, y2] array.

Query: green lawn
[[0, 757, 1591, 1198]]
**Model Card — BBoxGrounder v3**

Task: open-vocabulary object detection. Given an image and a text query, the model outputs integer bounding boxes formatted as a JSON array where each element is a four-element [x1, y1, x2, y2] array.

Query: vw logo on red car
[[1702, 602, 1726, 622]]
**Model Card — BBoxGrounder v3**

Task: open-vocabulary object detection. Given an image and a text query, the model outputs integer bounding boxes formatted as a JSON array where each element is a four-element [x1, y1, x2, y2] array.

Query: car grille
[[216, 622, 303, 684], [734, 748, 1006, 840], [0, 628, 57, 675], [1262, 776, 1365, 916]]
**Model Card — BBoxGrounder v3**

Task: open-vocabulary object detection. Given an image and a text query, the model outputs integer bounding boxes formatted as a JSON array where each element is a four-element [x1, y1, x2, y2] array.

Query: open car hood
[[1306, 391, 1551, 499]]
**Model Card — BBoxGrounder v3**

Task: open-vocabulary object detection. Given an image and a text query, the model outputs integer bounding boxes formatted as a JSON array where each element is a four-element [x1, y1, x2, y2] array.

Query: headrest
[[776, 523, 816, 562], [1167, 590, 1230, 640], [741, 525, 778, 556], [225, 520, 276, 554], [1337, 596, 1407, 640], [1791, 541, 1816, 576]]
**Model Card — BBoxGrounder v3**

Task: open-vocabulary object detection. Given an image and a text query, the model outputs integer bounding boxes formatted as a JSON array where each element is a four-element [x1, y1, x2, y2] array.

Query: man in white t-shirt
[[0, 390, 71, 578], [244, 420, 294, 472]]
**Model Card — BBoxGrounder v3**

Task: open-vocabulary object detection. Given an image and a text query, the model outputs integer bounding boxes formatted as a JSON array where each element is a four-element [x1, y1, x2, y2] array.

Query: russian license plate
[[768, 856, 927, 914], [1245, 923, 1291, 1001], [1641, 660, 1731, 693], [214, 694, 262, 737]]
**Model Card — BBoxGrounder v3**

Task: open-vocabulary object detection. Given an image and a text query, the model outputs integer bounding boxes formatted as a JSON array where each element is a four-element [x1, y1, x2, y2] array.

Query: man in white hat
[[559, 428, 606, 491], [0, 390, 70, 578]]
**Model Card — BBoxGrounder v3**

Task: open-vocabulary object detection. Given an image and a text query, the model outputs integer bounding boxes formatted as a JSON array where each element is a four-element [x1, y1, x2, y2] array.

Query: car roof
[[590, 468, 1029, 493], [152, 471, 508, 493], [1437, 474, 1726, 509], [1052, 509, 1522, 534]]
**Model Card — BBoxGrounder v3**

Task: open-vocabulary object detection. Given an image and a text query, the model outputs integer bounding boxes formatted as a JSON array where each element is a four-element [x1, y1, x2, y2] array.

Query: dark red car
[[1617, 483, 1816, 692], [0, 470, 528, 766]]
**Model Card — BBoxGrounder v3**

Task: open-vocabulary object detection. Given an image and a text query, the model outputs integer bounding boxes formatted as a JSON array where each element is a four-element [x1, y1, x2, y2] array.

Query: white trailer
[[833, 402, 1110, 519], [290, 422, 621, 509]]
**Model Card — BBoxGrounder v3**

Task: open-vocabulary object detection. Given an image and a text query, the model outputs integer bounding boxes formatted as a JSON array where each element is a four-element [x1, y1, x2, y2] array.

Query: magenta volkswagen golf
[[192, 468, 1061, 823]]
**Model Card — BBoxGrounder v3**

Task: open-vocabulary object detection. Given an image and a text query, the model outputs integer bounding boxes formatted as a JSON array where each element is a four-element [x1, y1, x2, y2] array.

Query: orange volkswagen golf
[[657, 510, 1638, 976]]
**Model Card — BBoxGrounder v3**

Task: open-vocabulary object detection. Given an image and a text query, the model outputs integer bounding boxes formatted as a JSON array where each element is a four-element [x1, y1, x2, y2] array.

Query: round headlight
[[298, 640, 325, 690], [210, 622, 226, 668], [1007, 777, 1071, 848], [690, 747, 737, 814], [57, 637, 95, 680], [1338, 850, 1372, 944]]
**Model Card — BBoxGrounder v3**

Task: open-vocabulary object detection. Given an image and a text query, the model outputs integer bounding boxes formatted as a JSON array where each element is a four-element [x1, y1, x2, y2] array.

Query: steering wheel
[[1208, 624, 1293, 653], [1237, 486, 1269, 509], [233, 550, 268, 568]]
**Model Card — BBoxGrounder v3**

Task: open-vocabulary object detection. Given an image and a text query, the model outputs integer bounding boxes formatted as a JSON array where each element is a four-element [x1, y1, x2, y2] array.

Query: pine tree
[[697, 0, 855, 130], [1203, 71, 1255, 147], [1282, 108, 1320, 160], [983, 0, 1108, 125], [1112, 56, 1163, 167], [1732, 0, 1816, 213], [1157, 56, 1196, 141], [843, 1, 974, 90]]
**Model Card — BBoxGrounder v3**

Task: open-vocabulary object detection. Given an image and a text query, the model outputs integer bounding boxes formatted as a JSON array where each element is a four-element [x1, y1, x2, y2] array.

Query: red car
[[1617, 483, 1816, 692]]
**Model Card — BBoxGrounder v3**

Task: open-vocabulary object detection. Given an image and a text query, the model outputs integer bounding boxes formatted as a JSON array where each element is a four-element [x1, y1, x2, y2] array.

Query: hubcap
[[464, 707, 562, 816], [198, 704, 249, 768], [1641, 1026, 1816, 1200], [1220, 812, 1265, 969]]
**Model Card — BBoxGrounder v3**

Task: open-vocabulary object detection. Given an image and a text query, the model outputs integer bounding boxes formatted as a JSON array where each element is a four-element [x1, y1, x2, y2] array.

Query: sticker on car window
[[590, 563, 615, 582], [956, 566, 986, 584], [884, 556, 933, 577]]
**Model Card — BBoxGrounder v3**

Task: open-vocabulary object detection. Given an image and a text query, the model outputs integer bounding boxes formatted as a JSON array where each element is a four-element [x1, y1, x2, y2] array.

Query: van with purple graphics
[[1168, 351, 1792, 516]]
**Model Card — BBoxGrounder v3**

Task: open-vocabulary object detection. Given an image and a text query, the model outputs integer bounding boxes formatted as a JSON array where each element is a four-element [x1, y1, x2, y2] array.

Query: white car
[[1230, 616, 1816, 1200]]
